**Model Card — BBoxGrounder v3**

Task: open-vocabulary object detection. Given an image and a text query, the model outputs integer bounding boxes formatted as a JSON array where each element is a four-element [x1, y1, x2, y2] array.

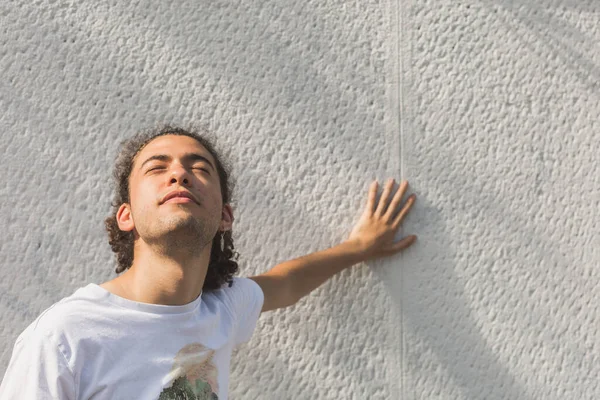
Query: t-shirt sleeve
[[227, 277, 265, 346], [0, 326, 76, 399]]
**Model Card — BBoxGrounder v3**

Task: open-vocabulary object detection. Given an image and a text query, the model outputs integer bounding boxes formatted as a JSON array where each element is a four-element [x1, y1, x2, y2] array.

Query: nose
[[169, 164, 192, 186]]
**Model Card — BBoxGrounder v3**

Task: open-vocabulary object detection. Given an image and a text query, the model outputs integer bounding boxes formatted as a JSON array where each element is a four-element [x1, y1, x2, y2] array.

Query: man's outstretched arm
[[250, 178, 417, 313]]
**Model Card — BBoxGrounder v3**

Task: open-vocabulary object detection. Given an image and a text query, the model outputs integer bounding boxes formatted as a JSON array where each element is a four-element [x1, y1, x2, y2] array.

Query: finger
[[375, 179, 395, 217], [384, 180, 409, 221], [388, 235, 417, 255], [392, 194, 416, 229], [365, 180, 378, 215]]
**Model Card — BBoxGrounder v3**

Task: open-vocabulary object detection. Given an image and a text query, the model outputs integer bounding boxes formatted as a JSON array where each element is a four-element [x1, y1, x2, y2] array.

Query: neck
[[106, 242, 212, 306]]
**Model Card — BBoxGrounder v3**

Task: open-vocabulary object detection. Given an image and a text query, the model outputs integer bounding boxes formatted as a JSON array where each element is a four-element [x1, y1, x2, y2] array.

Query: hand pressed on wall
[[347, 179, 417, 261]]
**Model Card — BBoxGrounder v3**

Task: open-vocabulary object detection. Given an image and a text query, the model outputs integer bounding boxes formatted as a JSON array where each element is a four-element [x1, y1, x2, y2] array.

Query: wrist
[[340, 239, 369, 263]]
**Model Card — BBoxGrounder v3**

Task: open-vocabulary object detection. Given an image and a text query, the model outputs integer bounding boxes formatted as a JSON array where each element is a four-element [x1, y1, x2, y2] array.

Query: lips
[[162, 190, 198, 205]]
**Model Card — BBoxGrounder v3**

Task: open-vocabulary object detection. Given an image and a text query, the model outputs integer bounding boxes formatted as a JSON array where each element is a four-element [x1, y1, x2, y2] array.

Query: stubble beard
[[146, 211, 218, 258]]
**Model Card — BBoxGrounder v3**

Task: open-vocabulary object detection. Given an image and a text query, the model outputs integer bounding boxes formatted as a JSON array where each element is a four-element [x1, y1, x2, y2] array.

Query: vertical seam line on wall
[[387, 0, 409, 396], [388, 0, 404, 397], [396, 0, 413, 397], [397, 0, 405, 395]]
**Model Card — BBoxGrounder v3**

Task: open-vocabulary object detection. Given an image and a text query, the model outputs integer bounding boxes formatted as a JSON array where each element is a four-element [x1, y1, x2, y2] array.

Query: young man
[[0, 126, 417, 399]]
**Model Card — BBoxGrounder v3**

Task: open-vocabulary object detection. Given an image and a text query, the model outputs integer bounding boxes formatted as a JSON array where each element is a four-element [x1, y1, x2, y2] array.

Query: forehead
[[133, 134, 215, 169]]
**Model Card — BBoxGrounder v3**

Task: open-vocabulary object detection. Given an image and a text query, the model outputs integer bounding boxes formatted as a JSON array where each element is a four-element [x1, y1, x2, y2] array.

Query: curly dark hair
[[104, 124, 239, 291]]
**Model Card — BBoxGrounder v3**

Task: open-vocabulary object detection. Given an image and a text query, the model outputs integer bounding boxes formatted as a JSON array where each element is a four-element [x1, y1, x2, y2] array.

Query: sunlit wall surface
[[1, 1, 598, 399]]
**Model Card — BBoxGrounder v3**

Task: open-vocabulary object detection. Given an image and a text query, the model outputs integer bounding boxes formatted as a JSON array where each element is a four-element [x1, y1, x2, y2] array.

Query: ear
[[116, 203, 135, 232], [220, 204, 234, 232]]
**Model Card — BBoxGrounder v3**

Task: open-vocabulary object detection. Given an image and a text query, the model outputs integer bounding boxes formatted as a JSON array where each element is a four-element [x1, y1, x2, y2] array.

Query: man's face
[[118, 134, 231, 252]]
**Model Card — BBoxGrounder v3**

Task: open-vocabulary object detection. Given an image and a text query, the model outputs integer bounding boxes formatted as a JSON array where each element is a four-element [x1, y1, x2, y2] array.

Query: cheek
[[209, 188, 224, 210], [129, 185, 154, 213], [195, 182, 220, 205]]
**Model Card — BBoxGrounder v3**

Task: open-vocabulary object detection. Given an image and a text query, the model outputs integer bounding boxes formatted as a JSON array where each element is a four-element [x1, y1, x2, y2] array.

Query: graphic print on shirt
[[158, 343, 219, 399]]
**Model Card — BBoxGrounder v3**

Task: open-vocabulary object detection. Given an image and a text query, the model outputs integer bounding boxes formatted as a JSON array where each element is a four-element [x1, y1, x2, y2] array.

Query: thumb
[[386, 235, 417, 255]]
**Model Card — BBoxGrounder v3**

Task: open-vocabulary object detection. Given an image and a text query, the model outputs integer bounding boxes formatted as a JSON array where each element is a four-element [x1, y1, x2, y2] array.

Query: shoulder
[[228, 276, 263, 294], [204, 276, 261, 296], [207, 277, 262, 300], [17, 285, 106, 353], [203, 277, 264, 313]]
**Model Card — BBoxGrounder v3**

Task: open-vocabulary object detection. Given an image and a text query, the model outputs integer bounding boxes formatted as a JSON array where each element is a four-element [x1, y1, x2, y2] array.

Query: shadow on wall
[[480, 0, 600, 91], [380, 193, 532, 400], [371, 0, 599, 398], [378, 126, 596, 397]]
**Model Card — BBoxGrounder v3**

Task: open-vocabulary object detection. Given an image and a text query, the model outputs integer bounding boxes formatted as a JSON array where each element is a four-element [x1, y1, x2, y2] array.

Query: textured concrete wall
[[403, 2, 599, 399], [1, 1, 598, 399]]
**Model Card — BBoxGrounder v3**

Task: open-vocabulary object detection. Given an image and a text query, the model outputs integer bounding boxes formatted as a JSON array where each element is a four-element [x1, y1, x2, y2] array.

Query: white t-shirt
[[0, 277, 264, 400]]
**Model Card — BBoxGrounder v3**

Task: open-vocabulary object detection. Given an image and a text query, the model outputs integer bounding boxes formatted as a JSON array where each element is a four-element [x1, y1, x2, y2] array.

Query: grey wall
[[402, 1, 599, 399], [1, 1, 598, 399]]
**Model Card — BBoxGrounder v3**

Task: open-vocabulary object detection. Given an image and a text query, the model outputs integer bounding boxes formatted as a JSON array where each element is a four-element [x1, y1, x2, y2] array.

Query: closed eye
[[146, 167, 209, 174]]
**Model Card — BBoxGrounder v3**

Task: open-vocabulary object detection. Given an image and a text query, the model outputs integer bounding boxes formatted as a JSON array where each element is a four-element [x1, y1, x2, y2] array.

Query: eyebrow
[[139, 153, 216, 173]]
